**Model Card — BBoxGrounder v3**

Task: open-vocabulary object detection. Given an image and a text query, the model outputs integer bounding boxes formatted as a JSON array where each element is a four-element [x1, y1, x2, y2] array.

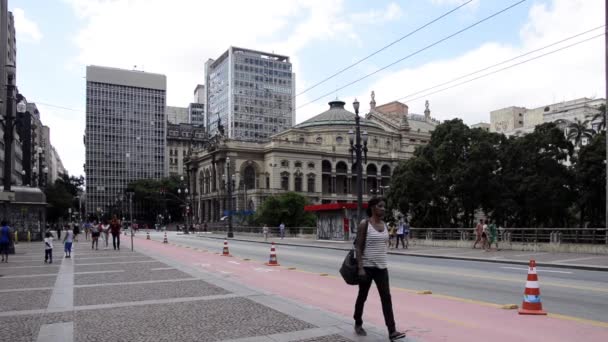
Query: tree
[[591, 104, 606, 132], [254, 192, 316, 227], [573, 132, 606, 227], [567, 118, 596, 147], [127, 176, 182, 223], [45, 173, 84, 223]]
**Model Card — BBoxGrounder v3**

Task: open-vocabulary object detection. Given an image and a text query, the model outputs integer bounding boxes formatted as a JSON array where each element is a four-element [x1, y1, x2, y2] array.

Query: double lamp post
[[348, 98, 368, 222]]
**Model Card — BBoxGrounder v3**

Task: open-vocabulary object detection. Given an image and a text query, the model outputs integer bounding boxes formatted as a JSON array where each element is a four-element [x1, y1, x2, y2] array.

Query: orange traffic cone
[[163, 232, 168, 244], [221, 240, 231, 256], [265, 242, 280, 266], [518, 259, 547, 315], [146, 231, 150, 240]]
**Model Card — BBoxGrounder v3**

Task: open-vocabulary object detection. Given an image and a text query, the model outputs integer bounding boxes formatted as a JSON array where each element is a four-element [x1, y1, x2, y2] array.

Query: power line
[[297, 0, 528, 110], [404, 33, 604, 104], [399, 25, 605, 102], [296, 0, 473, 97], [35, 102, 84, 113]]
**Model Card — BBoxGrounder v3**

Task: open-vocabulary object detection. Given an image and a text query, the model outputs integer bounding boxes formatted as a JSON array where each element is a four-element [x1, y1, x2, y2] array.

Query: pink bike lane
[[135, 236, 608, 342]]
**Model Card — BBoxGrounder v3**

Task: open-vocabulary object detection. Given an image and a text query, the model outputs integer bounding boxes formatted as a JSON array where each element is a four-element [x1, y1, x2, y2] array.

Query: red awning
[[304, 202, 369, 212]]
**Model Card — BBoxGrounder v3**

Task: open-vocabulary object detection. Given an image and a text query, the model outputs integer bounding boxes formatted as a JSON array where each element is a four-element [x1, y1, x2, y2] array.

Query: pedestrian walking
[[44, 231, 53, 263], [55, 224, 61, 241], [83, 221, 91, 241], [402, 218, 410, 249], [279, 222, 285, 239], [101, 221, 110, 249], [388, 223, 396, 248], [353, 197, 406, 341], [487, 219, 499, 251], [263, 224, 269, 241], [472, 219, 484, 249], [0, 221, 12, 263], [91, 222, 100, 250], [482, 220, 489, 251], [63, 225, 74, 258], [395, 217, 406, 249], [110, 216, 121, 250], [73, 222, 80, 243]]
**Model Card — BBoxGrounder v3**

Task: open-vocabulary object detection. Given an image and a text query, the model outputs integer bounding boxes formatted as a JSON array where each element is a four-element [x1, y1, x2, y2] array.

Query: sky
[[9, 0, 605, 177]]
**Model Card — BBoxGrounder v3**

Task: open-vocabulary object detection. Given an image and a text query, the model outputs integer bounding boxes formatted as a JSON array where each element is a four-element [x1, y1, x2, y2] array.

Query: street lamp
[[226, 157, 234, 238], [349, 98, 368, 222], [178, 176, 191, 235]]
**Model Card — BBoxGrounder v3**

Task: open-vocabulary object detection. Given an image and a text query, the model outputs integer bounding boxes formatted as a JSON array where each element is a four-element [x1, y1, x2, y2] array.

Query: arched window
[[307, 174, 315, 193], [294, 172, 303, 192], [243, 165, 256, 189], [280, 172, 290, 191], [322, 160, 332, 173]]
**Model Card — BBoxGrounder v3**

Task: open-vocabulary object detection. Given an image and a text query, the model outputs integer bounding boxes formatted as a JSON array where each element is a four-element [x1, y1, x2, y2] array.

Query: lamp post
[[178, 176, 190, 235], [2, 65, 17, 192], [226, 157, 234, 238], [348, 99, 368, 222]]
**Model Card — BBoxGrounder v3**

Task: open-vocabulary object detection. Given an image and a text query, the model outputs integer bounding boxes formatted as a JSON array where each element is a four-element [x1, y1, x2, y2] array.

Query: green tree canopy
[[254, 192, 316, 227]]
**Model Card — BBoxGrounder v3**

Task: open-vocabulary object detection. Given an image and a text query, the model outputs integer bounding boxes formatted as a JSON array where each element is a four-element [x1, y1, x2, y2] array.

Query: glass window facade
[[85, 71, 166, 217], [206, 47, 295, 142]]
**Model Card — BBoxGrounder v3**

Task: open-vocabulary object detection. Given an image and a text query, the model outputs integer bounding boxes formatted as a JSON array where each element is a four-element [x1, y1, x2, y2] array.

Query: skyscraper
[[205, 47, 295, 141], [85, 65, 166, 217]]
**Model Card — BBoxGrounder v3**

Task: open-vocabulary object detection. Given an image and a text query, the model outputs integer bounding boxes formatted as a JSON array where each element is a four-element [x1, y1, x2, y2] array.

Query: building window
[[280, 160, 289, 168], [316, 136, 322, 143], [307, 174, 315, 193], [295, 175, 302, 192], [266, 175, 270, 189], [307, 162, 315, 169], [336, 136, 343, 144], [294, 161, 302, 168], [280, 172, 289, 190]]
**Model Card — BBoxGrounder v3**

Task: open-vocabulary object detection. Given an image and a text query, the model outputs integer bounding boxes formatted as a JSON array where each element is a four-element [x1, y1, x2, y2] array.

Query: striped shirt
[[362, 222, 389, 269]]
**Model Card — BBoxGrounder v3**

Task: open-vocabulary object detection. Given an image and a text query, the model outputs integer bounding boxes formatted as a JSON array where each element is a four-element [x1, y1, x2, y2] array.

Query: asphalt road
[[143, 232, 608, 322]]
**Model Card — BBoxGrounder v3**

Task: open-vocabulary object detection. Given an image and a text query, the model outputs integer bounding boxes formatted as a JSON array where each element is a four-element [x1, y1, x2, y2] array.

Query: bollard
[[27, 231, 31, 242], [14, 231, 18, 244]]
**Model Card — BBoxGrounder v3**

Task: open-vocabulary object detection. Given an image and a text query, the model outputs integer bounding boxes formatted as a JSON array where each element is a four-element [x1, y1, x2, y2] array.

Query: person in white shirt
[[63, 225, 74, 258], [44, 232, 53, 263]]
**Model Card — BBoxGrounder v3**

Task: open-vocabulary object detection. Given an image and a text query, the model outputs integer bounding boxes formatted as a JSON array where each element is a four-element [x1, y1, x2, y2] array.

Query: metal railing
[[409, 227, 608, 245], [208, 225, 316, 238], [201, 225, 608, 244]]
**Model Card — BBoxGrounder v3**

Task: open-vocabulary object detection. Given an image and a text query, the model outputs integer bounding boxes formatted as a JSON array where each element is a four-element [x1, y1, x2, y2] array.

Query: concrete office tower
[[205, 47, 295, 141], [84, 65, 166, 217]]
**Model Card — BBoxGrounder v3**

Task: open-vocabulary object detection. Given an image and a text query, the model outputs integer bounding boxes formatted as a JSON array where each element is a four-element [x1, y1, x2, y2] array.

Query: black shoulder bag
[[339, 220, 367, 285]]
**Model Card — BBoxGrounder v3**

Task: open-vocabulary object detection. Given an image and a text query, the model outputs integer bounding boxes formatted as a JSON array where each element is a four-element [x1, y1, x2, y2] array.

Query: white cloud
[[351, 2, 403, 24], [348, 0, 603, 125], [36, 104, 86, 176], [12, 8, 42, 43], [430, 0, 480, 9], [64, 0, 359, 106]]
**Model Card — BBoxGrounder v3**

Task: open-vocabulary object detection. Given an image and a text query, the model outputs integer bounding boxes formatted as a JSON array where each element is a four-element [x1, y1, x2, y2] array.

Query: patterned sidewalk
[[0, 240, 394, 342]]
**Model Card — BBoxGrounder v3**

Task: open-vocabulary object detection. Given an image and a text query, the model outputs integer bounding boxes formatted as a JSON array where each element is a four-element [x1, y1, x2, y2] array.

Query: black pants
[[395, 234, 405, 248], [45, 249, 52, 262], [112, 234, 120, 250], [354, 267, 396, 334]]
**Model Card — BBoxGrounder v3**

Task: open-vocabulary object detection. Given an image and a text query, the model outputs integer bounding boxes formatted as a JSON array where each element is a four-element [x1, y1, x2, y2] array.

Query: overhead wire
[[296, 0, 528, 110], [296, 0, 474, 97], [402, 33, 604, 104], [398, 25, 605, 102]]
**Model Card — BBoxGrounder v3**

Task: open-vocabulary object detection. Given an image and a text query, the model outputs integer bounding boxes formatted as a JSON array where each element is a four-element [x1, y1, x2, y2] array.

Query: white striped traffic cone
[[518, 259, 547, 315], [265, 242, 280, 266]]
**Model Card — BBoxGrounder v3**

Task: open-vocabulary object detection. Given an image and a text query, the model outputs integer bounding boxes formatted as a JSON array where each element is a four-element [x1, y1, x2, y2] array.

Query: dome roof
[[295, 100, 381, 129]]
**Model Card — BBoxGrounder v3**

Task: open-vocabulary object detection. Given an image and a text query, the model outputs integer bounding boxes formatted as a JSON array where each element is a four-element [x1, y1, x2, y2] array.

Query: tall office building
[[205, 47, 295, 141], [166, 106, 189, 124], [85, 65, 166, 217]]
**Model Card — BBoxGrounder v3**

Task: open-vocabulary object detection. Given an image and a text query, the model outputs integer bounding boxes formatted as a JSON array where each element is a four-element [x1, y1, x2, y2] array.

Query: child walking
[[44, 231, 53, 263]]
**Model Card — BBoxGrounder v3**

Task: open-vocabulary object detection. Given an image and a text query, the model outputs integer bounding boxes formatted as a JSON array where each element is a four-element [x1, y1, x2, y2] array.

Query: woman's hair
[[366, 196, 386, 217]]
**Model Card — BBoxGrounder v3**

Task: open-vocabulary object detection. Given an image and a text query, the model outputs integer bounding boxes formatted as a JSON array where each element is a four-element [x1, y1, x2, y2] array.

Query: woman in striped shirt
[[354, 197, 406, 341]]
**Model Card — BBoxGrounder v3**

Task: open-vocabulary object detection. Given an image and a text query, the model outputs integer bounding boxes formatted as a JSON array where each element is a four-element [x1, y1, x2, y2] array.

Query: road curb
[[197, 235, 608, 272]]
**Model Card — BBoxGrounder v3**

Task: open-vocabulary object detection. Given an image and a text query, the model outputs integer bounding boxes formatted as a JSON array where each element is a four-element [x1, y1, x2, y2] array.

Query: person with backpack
[[44, 231, 53, 263], [353, 197, 406, 341]]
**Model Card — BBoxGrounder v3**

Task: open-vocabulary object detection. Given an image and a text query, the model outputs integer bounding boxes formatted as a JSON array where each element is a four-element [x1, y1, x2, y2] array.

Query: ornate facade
[[186, 94, 439, 224]]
